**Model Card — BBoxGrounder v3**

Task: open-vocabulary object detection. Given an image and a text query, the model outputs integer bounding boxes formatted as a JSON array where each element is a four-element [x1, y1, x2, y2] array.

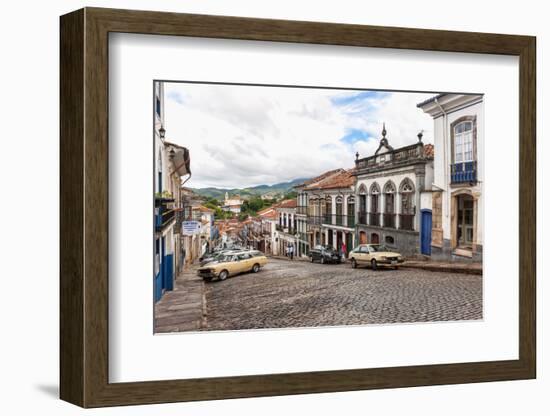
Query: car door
[[357, 245, 371, 264], [228, 255, 242, 275]]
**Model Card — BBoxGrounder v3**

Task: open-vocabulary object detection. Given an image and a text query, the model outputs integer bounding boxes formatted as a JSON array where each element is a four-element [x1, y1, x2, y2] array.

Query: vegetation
[[190, 177, 309, 200]]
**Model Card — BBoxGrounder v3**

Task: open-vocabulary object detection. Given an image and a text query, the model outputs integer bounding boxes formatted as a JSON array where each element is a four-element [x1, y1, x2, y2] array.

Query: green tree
[[282, 191, 297, 200]]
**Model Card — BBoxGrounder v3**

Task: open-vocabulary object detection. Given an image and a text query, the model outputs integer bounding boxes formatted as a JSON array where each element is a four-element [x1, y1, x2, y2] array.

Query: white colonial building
[[154, 81, 191, 302], [222, 192, 243, 214], [353, 125, 434, 257], [418, 93, 484, 261], [274, 199, 298, 256]]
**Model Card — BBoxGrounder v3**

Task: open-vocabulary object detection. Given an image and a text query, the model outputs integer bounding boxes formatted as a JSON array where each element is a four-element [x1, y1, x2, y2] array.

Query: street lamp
[[159, 126, 166, 139]]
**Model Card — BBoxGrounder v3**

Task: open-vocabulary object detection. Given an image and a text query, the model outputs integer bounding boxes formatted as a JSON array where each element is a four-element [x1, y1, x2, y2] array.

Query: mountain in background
[[190, 177, 310, 200]]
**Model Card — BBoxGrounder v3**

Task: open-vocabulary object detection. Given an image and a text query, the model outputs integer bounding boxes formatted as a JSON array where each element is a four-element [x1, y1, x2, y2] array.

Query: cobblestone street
[[156, 258, 482, 332]]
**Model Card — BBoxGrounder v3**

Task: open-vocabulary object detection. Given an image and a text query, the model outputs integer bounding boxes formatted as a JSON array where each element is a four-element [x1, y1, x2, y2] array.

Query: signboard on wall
[[182, 220, 201, 235]]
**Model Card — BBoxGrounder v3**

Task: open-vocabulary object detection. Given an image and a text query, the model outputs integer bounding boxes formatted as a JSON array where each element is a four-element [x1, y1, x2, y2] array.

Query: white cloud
[[163, 83, 434, 188]]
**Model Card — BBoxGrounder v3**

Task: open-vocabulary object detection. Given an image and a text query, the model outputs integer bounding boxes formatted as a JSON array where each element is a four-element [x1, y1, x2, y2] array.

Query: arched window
[[358, 185, 367, 224], [347, 196, 355, 228], [325, 196, 332, 224], [399, 178, 415, 230], [369, 182, 381, 226], [453, 121, 474, 163], [383, 181, 396, 228], [335, 196, 343, 225], [451, 116, 477, 184]]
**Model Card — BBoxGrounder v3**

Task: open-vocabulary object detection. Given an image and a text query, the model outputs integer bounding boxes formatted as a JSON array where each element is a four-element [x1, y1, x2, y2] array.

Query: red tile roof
[[424, 143, 434, 158], [301, 168, 355, 191], [295, 168, 345, 188], [275, 199, 297, 209]]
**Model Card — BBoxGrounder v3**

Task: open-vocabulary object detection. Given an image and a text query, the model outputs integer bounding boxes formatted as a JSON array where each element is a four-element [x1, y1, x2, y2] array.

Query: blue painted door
[[420, 210, 432, 255], [154, 238, 162, 302]]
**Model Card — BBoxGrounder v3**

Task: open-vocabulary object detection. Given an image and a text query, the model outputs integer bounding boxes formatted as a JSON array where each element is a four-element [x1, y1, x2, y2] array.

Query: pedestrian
[[289, 244, 294, 260], [341, 241, 347, 262]]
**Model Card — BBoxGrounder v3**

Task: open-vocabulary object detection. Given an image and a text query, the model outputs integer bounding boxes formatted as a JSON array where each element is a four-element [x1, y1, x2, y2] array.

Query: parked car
[[348, 244, 404, 270], [197, 250, 268, 282], [308, 245, 341, 264]]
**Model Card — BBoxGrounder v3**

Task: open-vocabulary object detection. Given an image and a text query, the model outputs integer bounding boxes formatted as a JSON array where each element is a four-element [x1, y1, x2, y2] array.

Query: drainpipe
[[434, 97, 449, 219]]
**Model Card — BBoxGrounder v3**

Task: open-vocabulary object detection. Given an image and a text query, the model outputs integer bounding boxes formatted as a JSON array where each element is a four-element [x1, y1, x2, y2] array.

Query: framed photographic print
[[60, 7, 536, 408]]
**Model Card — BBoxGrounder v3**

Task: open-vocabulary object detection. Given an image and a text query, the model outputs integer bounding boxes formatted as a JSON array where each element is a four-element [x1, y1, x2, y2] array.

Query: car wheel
[[218, 270, 229, 281], [351, 258, 357, 269], [371, 259, 377, 271], [252, 263, 260, 273]]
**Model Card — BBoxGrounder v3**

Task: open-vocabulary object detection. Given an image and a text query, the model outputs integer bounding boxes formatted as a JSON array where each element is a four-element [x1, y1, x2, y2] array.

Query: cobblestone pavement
[[203, 258, 482, 331]]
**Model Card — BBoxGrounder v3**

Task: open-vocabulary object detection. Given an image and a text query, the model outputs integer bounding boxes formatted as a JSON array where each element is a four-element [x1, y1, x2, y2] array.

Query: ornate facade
[[353, 125, 434, 256]]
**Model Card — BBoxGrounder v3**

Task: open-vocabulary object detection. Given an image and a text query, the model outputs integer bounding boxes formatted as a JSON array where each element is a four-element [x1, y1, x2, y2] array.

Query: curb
[[401, 263, 482, 275]]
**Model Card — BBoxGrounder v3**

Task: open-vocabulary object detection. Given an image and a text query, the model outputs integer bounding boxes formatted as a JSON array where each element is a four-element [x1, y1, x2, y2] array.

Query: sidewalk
[[401, 260, 482, 275], [154, 264, 207, 333], [270, 254, 482, 275]]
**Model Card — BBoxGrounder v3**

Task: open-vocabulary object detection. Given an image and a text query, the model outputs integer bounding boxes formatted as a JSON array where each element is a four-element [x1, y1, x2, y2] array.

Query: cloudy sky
[[163, 82, 435, 189]]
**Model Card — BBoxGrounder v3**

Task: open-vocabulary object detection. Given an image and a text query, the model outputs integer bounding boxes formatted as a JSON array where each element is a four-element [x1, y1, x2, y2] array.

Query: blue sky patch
[[340, 128, 373, 144], [330, 90, 390, 107], [167, 90, 186, 105]]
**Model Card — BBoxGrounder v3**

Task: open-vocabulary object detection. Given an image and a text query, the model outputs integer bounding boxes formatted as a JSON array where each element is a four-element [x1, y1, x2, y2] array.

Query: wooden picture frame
[[60, 7, 536, 408]]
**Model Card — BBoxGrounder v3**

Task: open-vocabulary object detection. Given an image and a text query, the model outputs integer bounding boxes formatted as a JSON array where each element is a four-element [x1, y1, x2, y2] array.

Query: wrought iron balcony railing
[[399, 214, 415, 231], [369, 213, 380, 227], [155, 197, 177, 231], [383, 213, 396, 229], [451, 161, 477, 184]]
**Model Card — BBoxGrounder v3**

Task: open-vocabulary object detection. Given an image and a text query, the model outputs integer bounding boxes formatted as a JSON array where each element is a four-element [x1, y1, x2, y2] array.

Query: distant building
[[222, 192, 243, 214], [295, 168, 356, 257], [353, 124, 434, 257], [274, 199, 298, 257], [417, 93, 484, 261], [256, 206, 279, 255]]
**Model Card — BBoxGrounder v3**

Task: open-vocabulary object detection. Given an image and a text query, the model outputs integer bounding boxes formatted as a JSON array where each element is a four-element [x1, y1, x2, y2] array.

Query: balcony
[[399, 214, 415, 231], [321, 214, 355, 228], [307, 216, 322, 226], [369, 213, 380, 227], [355, 142, 430, 174], [276, 224, 294, 234], [451, 161, 477, 184], [155, 197, 176, 231], [383, 214, 396, 229]]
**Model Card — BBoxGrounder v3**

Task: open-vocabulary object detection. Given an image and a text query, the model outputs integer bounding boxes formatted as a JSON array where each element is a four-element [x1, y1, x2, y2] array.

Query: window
[[156, 97, 161, 118], [385, 235, 395, 245], [454, 121, 474, 163]]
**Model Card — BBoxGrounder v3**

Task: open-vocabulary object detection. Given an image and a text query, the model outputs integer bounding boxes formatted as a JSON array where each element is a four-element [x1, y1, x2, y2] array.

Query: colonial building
[[256, 206, 279, 255], [353, 125, 434, 257], [222, 192, 243, 214], [154, 81, 191, 302], [417, 93, 484, 261], [274, 199, 298, 256], [295, 169, 356, 257]]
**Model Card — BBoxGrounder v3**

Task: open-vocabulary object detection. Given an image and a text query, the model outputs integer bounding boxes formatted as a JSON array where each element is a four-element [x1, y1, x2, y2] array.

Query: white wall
[[0, 1, 546, 416], [433, 101, 484, 242]]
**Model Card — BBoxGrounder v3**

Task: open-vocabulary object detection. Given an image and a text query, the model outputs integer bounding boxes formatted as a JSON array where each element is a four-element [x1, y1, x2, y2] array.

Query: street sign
[[182, 220, 201, 235]]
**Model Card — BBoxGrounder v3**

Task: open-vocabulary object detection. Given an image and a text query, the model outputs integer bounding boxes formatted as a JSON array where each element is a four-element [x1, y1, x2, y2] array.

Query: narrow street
[[155, 258, 482, 333]]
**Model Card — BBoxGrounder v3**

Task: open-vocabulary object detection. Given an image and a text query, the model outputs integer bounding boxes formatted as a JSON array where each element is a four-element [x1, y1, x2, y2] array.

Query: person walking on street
[[289, 244, 294, 260]]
